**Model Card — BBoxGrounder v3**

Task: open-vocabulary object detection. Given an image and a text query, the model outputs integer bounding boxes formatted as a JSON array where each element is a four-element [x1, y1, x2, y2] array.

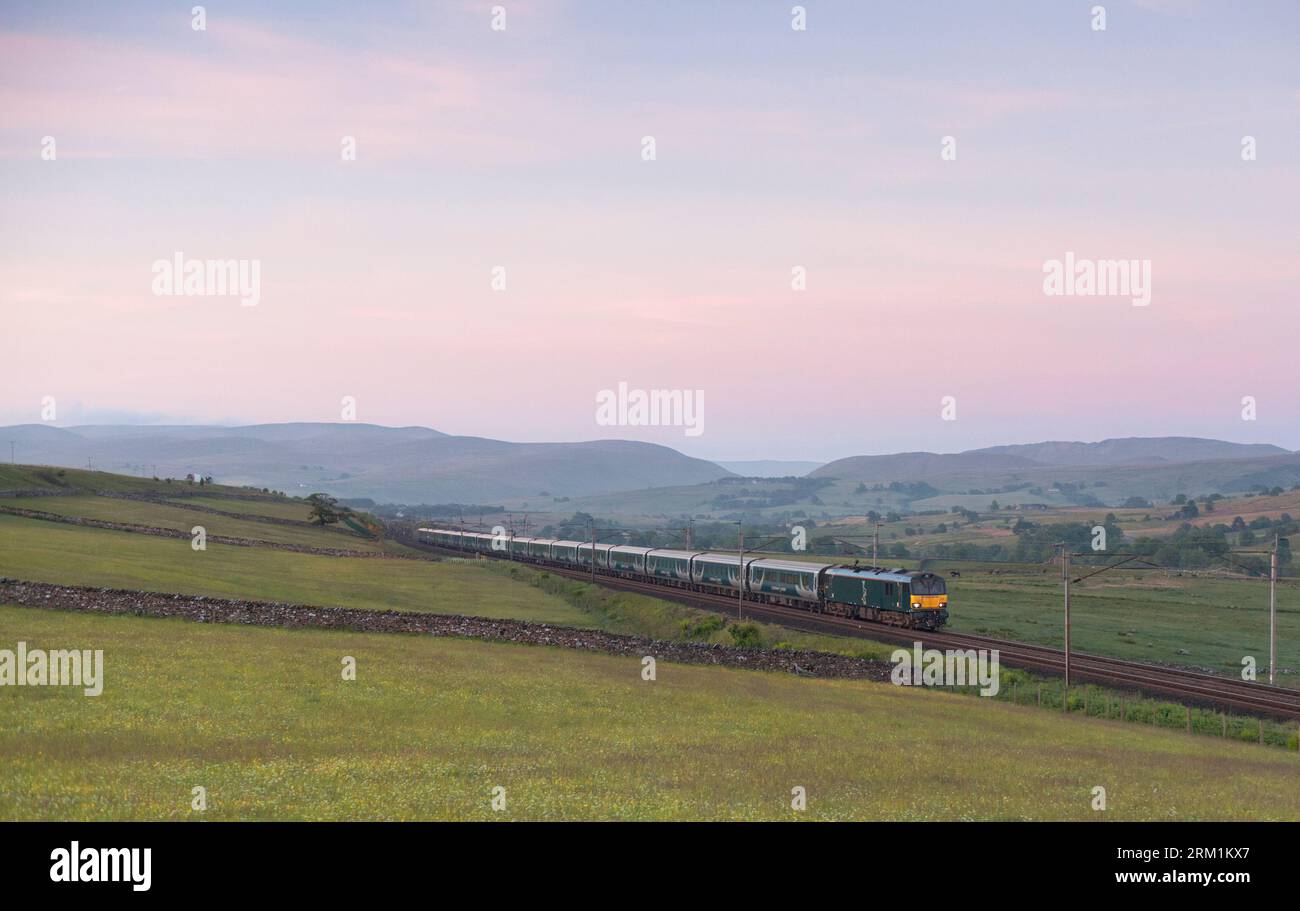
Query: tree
[[306, 493, 348, 526]]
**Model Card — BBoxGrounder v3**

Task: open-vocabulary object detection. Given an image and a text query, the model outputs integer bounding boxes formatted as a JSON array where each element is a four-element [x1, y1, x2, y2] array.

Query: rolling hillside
[[0, 423, 732, 503], [971, 437, 1290, 466], [811, 437, 1300, 505], [715, 459, 825, 477]]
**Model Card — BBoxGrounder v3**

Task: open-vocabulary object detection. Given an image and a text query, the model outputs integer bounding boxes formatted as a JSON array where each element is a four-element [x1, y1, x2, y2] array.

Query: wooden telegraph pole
[[1270, 535, 1278, 685], [737, 523, 745, 620], [1060, 543, 1072, 690]]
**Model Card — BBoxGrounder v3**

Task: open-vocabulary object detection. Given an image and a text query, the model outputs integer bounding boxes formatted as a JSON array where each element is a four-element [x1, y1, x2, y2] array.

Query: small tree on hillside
[[306, 493, 348, 526]]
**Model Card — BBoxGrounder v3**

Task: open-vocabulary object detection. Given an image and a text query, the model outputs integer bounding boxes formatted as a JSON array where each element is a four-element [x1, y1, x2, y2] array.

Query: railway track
[[425, 542, 1300, 721]]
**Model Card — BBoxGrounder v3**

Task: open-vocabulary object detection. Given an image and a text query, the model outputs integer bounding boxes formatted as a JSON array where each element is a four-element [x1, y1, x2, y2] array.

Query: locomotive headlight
[[912, 602, 921, 608]]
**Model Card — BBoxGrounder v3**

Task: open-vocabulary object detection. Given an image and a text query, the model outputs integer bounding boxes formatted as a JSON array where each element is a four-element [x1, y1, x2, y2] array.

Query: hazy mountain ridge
[[4, 425, 1296, 509], [813, 437, 1293, 482], [715, 460, 825, 478], [0, 423, 732, 502], [810, 451, 1039, 479], [970, 437, 1289, 467]]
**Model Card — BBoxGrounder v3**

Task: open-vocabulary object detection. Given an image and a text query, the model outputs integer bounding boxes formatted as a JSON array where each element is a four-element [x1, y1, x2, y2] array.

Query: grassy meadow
[[773, 546, 1297, 684], [173, 495, 315, 521], [0, 464, 280, 499], [2, 468, 1297, 821], [0, 494, 407, 554], [3, 481, 1294, 682], [4, 604, 1298, 821], [0, 514, 589, 626], [3, 488, 1294, 682], [0, 510, 892, 656], [941, 567, 1298, 681]]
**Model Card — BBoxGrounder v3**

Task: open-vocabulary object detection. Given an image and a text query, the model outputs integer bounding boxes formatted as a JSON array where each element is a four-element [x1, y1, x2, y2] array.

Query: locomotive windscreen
[[910, 576, 946, 595]]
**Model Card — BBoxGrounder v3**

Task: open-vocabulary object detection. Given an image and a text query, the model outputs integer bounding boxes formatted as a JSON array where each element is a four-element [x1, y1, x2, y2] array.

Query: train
[[417, 527, 949, 630]]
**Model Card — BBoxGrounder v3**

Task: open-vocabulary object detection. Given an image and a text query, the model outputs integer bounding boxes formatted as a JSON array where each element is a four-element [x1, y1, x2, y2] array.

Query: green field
[[5, 485, 1294, 685], [0, 514, 588, 626], [4, 604, 1297, 821], [2, 467, 1297, 822], [0, 495, 404, 554], [941, 568, 1298, 680], [0, 512, 891, 656], [0, 471, 880, 651], [0, 464, 282, 500], [974, 567, 1292, 684], [168, 495, 315, 522], [763, 548, 1299, 684]]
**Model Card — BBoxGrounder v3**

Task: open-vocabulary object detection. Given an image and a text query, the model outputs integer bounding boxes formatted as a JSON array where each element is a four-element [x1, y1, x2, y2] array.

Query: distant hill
[[813, 437, 1293, 483], [0, 423, 732, 503], [970, 437, 1289, 467], [805, 437, 1300, 509], [7, 426, 1295, 514], [714, 460, 824, 478], [810, 451, 1039, 481]]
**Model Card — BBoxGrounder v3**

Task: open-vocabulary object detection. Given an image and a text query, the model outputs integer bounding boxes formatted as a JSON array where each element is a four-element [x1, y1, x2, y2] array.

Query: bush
[[728, 623, 764, 648], [680, 614, 727, 641]]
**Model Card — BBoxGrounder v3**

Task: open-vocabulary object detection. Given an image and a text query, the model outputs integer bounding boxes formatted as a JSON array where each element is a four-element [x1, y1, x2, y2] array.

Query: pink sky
[[2, 3, 1297, 460]]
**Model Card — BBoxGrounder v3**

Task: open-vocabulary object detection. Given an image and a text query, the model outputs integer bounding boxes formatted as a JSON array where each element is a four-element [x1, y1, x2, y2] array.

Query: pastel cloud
[[1, 3, 1297, 459]]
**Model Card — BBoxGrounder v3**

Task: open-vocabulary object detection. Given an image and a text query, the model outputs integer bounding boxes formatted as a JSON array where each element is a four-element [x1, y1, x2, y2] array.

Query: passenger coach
[[416, 528, 949, 629]]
